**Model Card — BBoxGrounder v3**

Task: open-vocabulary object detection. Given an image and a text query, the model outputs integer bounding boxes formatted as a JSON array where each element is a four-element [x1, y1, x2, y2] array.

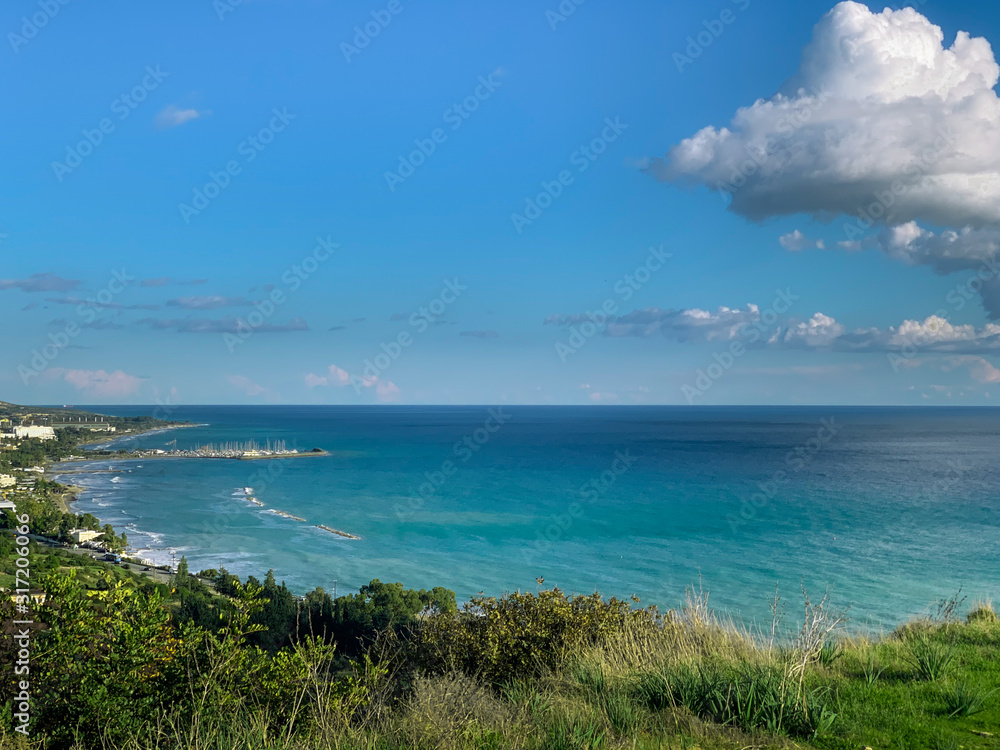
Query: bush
[[412, 589, 662, 683]]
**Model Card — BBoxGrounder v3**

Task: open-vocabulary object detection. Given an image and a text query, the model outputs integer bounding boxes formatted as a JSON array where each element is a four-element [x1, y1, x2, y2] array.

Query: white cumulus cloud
[[645, 2, 1000, 228]]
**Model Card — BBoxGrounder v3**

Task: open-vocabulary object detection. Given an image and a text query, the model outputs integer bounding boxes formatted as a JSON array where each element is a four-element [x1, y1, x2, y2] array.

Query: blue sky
[[3, 0, 1000, 405]]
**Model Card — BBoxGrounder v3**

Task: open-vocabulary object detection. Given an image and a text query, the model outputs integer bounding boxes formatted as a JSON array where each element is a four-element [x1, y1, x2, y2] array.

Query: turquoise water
[[53, 406, 999, 630]]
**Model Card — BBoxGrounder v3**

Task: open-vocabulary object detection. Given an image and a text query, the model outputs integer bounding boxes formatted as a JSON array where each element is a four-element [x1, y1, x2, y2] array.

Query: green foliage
[[966, 604, 998, 624], [299, 578, 457, 657], [29, 570, 184, 744], [942, 680, 996, 717], [818, 640, 844, 668], [861, 649, 884, 688], [413, 588, 661, 683], [906, 635, 957, 681], [662, 661, 835, 738], [545, 714, 606, 750]]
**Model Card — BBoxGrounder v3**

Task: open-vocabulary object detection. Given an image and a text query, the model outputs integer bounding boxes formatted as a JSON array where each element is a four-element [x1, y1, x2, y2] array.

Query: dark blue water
[[53, 406, 999, 630]]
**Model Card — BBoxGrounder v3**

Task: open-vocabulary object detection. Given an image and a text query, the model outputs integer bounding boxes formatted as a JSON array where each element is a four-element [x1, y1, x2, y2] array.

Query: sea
[[51, 405, 999, 632]]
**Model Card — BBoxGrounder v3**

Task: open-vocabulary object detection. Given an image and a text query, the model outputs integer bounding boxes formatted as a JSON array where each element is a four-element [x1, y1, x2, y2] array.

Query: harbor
[[63, 439, 331, 462]]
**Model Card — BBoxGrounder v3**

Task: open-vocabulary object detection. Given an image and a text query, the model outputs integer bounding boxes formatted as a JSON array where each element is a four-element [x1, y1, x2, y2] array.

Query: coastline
[[49, 422, 202, 564], [55, 448, 331, 464], [48, 421, 362, 573]]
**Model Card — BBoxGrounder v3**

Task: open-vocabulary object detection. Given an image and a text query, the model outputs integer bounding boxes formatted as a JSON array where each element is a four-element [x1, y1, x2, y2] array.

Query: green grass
[[3, 582, 999, 750]]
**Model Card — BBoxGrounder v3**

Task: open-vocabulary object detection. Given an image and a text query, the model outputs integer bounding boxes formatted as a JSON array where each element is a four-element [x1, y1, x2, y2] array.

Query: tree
[[326, 579, 457, 656]]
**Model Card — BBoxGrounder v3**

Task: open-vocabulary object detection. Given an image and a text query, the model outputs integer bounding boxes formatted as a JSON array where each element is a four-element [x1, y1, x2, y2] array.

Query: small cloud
[[588, 391, 619, 403], [166, 295, 253, 310], [45, 296, 159, 311], [21, 303, 37, 311], [328, 325, 346, 331], [48, 368, 144, 398], [155, 105, 209, 129], [375, 380, 401, 403], [0, 273, 81, 293], [941, 355, 1000, 384], [778, 230, 824, 252], [138, 316, 308, 334], [227, 375, 279, 401], [305, 364, 353, 388], [141, 277, 208, 287], [460, 330, 499, 339]]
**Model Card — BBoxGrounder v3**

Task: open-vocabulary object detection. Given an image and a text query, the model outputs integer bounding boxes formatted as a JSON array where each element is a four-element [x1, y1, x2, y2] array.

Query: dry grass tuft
[[401, 672, 523, 750]]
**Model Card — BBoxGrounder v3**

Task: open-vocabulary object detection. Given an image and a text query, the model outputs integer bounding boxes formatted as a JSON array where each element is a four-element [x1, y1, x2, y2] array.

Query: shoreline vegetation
[[1, 557, 998, 749], [2, 402, 999, 748]]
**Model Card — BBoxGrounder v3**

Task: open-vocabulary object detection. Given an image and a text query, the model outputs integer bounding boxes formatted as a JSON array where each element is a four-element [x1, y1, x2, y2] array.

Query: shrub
[[412, 589, 662, 683]]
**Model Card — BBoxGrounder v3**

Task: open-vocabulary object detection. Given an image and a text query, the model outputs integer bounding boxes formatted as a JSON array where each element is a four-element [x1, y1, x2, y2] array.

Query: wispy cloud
[[546, 305, 761, 342], [227, 375, 280, 401], [460, 330, 500, 339], [138, 316, 309, 334], [166, 295, 253, 310], [0, 273, 81, 293], [155, 105, 209, 129], [141, 277, 209, 288], [45, 297, 159, 311], [48, 368, 144, 398]]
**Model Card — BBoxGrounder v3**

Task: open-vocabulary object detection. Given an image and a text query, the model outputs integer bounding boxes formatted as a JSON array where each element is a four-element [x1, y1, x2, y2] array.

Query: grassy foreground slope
[[0, 564, 997, 750]]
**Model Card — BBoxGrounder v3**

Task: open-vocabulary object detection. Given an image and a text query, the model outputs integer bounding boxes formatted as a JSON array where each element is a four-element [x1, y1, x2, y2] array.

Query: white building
[[71, 529, 101, 543], [11, 426, 56, 441], [0, 500, 16, 511], [0, 474, 14, 488]]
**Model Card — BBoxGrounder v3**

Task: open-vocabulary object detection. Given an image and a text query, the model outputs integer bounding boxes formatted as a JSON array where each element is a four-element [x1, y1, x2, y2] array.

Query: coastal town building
[[53, 422, 116, 432], [0, 500, 16, 511], [71, 529, 102, 543], [2, 425, 57, 441], [0, 474, 14, 488]]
